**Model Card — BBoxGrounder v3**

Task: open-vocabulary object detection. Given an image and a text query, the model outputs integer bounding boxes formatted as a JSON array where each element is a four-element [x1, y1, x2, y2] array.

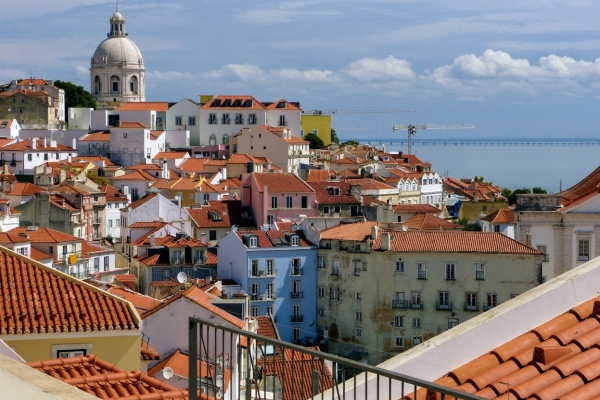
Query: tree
[[501, 188, 512, 200], [86, 171, 109, 186], [341, 140, 359, 146], [54, 80, 97, 119], [454, 217, 479, 231], [473, 176, 493, 185], [507, 188, 532, 206], [532, 187, 547, 194], [303, 132, 325, 149], [330, 128, 340, 144]]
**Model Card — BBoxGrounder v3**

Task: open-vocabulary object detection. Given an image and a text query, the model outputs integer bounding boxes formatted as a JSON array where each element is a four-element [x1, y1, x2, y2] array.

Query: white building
[[0, 138, 76, 175], [108, 122, 165, 167], [90, 5, 145, 109]]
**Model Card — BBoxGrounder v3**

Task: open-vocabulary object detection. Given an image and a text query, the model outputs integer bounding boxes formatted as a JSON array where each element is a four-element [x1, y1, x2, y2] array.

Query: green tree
[[507, 188, 532, 206], [330, 128, 340, 144], [86, 171, 109, 186], [54, 80, 97, 119], [303, 132, 325, 149], [341, 140, 359, 146], [532, 187, 547, 194], [501, 187, 512, 200], [473, 176, 493, 185], [454, 217, 479, 231]]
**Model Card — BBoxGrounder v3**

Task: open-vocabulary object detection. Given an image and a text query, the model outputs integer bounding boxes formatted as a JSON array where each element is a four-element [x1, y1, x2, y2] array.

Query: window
[[448, 318, 460, 330], [249, 237, 258, 248], [286, 196, 293, 208], [93, 258, 99, 273], [363, 262, 368, 271], [395, 315, 404, 327], [438, 291, 450, 310], [292, 328, 301, 342], [486, 292, 498, 310], [318, 256, 326, 269], [266, 283, 274, 299], [27, 154, 32, 161], [466, 292, 478, 310], [53, 343, 92, 358], [187, 116, 196, 126], [279, 115, 287, 126], [318, 287, 326, 298], [235, 113, 243, 124], [208, 114, 217, 124], [266, 259, 275, 276], [475, 262, 485, 280], [162, 269, 171, 280], [331, 259, 340, 276], [445, 263, 456, 280], [356, 292, 362, 300], [266, 306, 273, 315], [330, 287, 339, 300], [251, 259, 261, 277], [267, 215, 274, 225], [209, 230, 217, 241], [354, 244, 361, 251], [15, 247, 29, 257], [292, 281, 302, 297], [175, 116, 183, 126], [413, 318, 421, 328], [355, 328, 362, 337], [291, 258, 302, 275], [537, 245, 549, 262], [334, 205, 341, 214], [251, 307, 259, 317], [251, 283, 260, 299], [221, 113, 231, 124], [112, 81, 119, 93], [116, 219, 120, 227], [209, 134, 217, 145], [301, 196, 308, 208], [322, 206, 330, 215], [411, 291, 422, 309], [494, 225, 500, 233], [108, 219, 113, 228], [510, 293, 520, 299], [356, 311, 363, 322], [417, 263, 427, 279], [318, 308, 324, 316], [395, 261, 405, 272], [248, 114, 257, 124], [395, 337, 404, 347], [579, 239, 590, 261], [354, 261, 361, 276], [271, 196, 278, 209]]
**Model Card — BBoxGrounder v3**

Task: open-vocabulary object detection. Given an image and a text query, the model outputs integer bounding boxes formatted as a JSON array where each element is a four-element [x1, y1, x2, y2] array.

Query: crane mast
[[393, 124, 476, 155]]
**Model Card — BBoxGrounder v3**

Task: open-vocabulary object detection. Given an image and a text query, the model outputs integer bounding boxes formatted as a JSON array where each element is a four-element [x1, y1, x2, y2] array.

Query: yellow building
[[0, 246, 142, 371], [0, 91, 60, 129], [151, 177, 205, 206], [301, 114, 332, 145]]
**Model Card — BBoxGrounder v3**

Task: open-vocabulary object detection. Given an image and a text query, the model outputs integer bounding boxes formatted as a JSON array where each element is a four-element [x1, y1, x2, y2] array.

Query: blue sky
[[2, 0, 600, 140]]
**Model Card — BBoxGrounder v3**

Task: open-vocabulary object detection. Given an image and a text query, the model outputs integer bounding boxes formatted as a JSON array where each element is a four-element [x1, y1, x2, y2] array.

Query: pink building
[[241, 172, 317, 226]]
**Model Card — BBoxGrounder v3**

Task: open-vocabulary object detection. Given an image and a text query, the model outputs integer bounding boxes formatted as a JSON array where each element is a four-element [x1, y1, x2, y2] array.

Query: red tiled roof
[[141, 286, 246, 329], [154, 151, 189, 160], [141, 340, 161, 360], [308, 181, 362, 205], [420, 296, 600, 400], [114, 121, 148, 129], [306, 169, 331, 182], [393, 204, 441, 213], [0, 246, 138, 335], [110, 169, 158, 181], [188, 200, 255, 229], [403, 213, 462, 230], [341, 178, 396, 191], [482, 209, 515, 224], [0, 231, 30, 243], [79, 131, 111, 142], [29, 247, 53, 261], [200, 95, 266, 110], [114, 102, 171, 111], [560, 166, 600, 207], [265, 99, 302, 111], [255, 316, 279, 340], [320, 221, 377, 241], [106, 286, 162, 315], [16, 78, 49, 86], [252, 172, 315, 193], [373, 230, 543, 254], [26, 355, 189, 399], [127, 193, 158, 210], [178, 158, 209, 173], [0, 138, 73, 151], [9, 226, 80, 243]]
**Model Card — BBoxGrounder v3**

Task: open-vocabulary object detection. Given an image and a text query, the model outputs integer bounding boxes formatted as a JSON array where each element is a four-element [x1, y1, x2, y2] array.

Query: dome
[[111, 11, 125, 21], [92, 36, 144, 66]]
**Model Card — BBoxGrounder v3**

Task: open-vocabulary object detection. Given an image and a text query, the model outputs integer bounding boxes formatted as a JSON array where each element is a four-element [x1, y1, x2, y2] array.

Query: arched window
[[129, 76, 138, 94], [94, 76, 102, 94], [110, 75, 120, 94], [222, 134, 229, 144], [209, 134, 217, 146]]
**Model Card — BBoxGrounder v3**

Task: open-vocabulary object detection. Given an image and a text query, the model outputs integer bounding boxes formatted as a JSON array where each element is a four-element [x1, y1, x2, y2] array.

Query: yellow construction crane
[[393, 124, 476, 154]]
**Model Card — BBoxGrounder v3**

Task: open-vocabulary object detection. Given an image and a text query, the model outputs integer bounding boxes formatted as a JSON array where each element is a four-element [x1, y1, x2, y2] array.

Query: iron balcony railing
[[475, 271, 485, 280], [417, 270, 427, 279], [464, 302, 480, 312], [291, 267, 303, 276], [291, 314, 304, 323], [392, 300, 409, 309], [188, 316, 482, 400], [291, 291, 304, 299], [435, 301, 452, 311]]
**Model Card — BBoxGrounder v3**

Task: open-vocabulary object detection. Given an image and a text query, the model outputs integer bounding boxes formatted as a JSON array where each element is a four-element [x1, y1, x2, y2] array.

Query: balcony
[[436, 301, 453, 311], [411, 302, 424, 310], [9, 160, 16, 167], [331, 268, 340, 276], [464, 302, 480, 312], [290, 291, 303, 299], [483, 304, 497, 311], [171, 257, 184, 265], [291, 267, 303, 276], [291, 315, 304, 323], [476, 271, 485, 280], [417, 270, 427, 280], [193, 256, 204, 265], [188, 316, 481, 400], [251, 269, 264, 278], [92, 217, 101, 224], [392, 300, 409, 309]]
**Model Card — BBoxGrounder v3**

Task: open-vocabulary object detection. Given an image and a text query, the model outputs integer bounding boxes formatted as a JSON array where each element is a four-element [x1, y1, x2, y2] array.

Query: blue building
[[218, 228, 318, 344]]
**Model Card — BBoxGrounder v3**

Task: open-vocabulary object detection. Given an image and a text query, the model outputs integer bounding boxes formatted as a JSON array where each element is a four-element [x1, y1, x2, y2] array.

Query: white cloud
[[75, 65, 89, 76], [271, 68, 339, 83], [0, 69, 26, 82], [344, 56, 416, 81], [146, 71, 196, 82], [203, 64, 267, 81]]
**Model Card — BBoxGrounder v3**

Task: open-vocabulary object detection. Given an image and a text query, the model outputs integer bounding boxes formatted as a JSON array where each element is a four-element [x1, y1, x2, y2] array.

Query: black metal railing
[[291, 315, 304, 323], [417, 270, 427, 279], [410, 302, 424, 310], [435, 301, 452, 311], [188, 316, 482, 400], [292, 267, 303, 276], [464, 302, 480, 312], [392, 300, 409, 309], [476, 271, 485, 280], [291, 291, 304, 299]]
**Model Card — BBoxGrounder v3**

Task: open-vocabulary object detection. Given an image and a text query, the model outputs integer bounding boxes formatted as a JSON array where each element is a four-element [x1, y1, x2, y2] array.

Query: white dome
[[92, 36, 144, 66], [111, 11, 125, 21]]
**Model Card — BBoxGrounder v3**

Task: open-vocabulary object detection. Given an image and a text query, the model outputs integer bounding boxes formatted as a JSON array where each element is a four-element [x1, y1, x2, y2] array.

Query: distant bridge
[[360, 139, 600, 147]]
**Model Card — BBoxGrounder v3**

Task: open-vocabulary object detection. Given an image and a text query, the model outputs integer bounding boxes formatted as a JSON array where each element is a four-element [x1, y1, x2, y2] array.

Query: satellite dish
[[177, 271, 188, 283], [162, 367, 174, 380]]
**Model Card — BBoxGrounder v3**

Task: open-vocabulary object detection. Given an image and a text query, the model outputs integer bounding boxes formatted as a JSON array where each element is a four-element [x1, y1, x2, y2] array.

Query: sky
[[2, 0, 600, 140]]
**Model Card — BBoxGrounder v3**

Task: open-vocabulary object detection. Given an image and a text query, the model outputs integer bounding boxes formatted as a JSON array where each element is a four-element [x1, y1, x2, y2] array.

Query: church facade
[[90, 6, 145, 109]]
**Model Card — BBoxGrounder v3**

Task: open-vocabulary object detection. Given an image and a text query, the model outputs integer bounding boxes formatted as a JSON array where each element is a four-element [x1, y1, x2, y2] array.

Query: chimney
[[371, 225, 378, 240], [381, 232, 391, 251], [200, 233, 207, 244], [161, 158, 168, 179], [67, 155, 72, 163], [220, 167, 227, 180], [72, 138, 77, 150], [43, 138, 47, 148], [31, 139, 37, 150], [50, 140, 57, 148], [150, 234, 155, 246]]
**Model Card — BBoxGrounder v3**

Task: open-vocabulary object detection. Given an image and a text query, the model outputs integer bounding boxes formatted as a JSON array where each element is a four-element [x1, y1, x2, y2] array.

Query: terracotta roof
[[188, 200, 255, 228], [26, 354, 189, 400], [252, 172, 315, 193], [255, 316, 279, 340], [16, 78, 49, 86], [0, 246, 138, 335], [178, 158, 209, 173], [114, 121, 148, 129], [340, 178, 396, 191], [236, 230, 314, 248], [373, 230, 543, 254], [393, 204, 440, 213], [419, 296, 600, 400], [320, 221, 377, 242], [141, 286, 246, 329], [154, 151, 189, 160], [79, 131, 111, 142], [560, 165, 600, 207], [403, 213, 463, 230], [265, 99, 302, 111], [308, 181, 362, 205], [200, 95, 266, 110], [100, 184, 127, 202], [29, 247, 54, 261], [0, 138, 73, 151], [0, 231, 30, 243], [109, 169, 158, 181], [151, 278, 180, 288], [306, 169, 331, 182], [114, 102, 171, 111], [9, 226, 81, 243], [482, 209, 515, 224], [141, 340, 161, 361], [106, 286, 162, 315]]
